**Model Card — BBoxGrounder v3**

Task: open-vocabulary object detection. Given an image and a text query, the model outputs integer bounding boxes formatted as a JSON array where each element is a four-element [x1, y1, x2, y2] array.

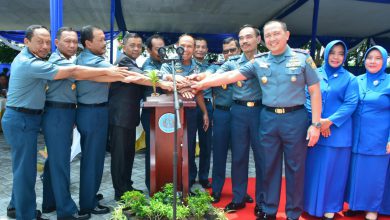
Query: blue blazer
[[352, 73, 390, 155], [306, 66, 359, 147]]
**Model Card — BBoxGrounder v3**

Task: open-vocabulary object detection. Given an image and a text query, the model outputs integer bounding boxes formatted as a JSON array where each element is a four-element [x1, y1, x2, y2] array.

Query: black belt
[[204, 98, 212, 102], [7, 106, 43, 115], [77, 102, 108, 107], [215, 105, 230, 111], [46, 101, 76, 109], [234, 100, 261, 107], [265, 105, 304, 114]]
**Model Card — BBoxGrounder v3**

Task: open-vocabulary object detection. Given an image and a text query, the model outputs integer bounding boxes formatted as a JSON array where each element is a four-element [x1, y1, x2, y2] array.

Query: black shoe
[[36, 210, 49, 220], [254, 204, 264, 217], [343, 209, 364, 217], [211, 192, 221, 203], [257, 212, 276, 220], [114, 194, 122, 201], [42, 206, 56, 213], [128, 186, 143, 193], [90, 204, 110, 214], [245, 194, 254, 203], [6, 208, 48, 220], [6, 207, 16, 219], [58, 212, 91, 220], [199, 180, 212, 189], [96, 193, 104, 201], [224, 202, 246, 213]]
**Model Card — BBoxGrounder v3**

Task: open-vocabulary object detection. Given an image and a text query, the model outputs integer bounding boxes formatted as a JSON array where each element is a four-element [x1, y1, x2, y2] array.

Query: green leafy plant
[[187, 189, 213, 219], [111, 204, 127, 220], [121, 190, 148, 216], [112, 183, 227, 220], [147, 70, 159, 96]]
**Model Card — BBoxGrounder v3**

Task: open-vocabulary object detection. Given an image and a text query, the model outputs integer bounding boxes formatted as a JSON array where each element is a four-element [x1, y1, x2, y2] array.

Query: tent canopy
[[1, 0, 390, 52]]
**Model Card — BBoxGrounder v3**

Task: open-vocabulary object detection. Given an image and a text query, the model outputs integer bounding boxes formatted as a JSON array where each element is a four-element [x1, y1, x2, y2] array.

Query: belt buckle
[[274, 108, 285, 114], [246, 102, 255, 107]]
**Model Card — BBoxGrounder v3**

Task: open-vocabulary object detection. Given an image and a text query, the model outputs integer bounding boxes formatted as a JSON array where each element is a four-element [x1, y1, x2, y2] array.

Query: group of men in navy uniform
[[3, 19, 322, 220]]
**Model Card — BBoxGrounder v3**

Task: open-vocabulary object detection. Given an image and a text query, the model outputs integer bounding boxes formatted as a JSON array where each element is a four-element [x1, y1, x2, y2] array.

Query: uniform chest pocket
[[286, 65, 305, 84]]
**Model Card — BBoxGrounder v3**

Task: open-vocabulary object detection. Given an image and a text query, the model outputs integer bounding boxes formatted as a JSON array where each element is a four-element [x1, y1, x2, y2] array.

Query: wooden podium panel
[[144, 94, 196, 196]]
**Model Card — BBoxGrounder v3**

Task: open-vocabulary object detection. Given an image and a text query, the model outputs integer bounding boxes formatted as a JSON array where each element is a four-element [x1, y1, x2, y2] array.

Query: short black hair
[[56, 27, 77, 40], [25, 25, 49, 40], [145, 34, 164, 50], [123, 32, 142, 45], [80, 25, 101, 47], [239, 24, 261, 36], [222, 37, 239, 48], [195, 37, 207, 42], [263, 20, 288, 32]]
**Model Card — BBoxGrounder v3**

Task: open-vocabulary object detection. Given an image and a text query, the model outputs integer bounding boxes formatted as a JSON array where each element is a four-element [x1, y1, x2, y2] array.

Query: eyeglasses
[[222, 48, 237, 54]]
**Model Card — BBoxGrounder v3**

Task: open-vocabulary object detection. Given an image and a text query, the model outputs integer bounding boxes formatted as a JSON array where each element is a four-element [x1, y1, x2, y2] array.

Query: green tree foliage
[[0, 42, 19, 63]]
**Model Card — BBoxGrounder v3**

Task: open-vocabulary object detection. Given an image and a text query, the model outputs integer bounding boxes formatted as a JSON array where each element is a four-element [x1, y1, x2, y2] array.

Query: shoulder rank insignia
[[292, 48, 310, 54], [306, 56, 317, 69], [254, 52, 268, 58], [228, 54, 241, 61], [213, 61, 224, 66]]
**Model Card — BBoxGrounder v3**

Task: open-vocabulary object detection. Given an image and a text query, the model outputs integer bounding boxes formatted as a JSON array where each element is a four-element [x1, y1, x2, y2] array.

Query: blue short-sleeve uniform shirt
[[76, 49, 112, 104], [46, 49, 77, 103], [7, 47, 59, 109], [240, 46, 320, 107]]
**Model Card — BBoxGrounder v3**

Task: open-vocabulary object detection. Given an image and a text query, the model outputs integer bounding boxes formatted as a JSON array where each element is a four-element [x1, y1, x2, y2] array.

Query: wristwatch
[[311, 122, 321, 128]]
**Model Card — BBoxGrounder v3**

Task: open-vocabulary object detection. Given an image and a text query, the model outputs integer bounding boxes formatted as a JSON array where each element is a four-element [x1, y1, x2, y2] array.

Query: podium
[[143, 94, 196, 196]]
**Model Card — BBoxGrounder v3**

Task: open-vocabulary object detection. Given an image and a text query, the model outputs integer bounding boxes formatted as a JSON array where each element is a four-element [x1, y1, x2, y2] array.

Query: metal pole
[[310, 0, 320, 58]]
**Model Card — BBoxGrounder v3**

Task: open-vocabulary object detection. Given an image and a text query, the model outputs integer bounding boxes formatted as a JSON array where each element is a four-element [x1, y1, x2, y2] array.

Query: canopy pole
[[110, 0, 115, 64], [50, 0, 63, 52], [310, 0, 320, 58]]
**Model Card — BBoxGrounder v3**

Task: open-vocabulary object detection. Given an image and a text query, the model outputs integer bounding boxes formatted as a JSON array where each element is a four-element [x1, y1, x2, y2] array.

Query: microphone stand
[[158, 47, 183, 220], [171, 58, 181, 220]]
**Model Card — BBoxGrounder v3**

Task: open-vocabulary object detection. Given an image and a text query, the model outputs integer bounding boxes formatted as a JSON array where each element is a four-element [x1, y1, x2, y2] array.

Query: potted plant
[[147, 70, 160, 97], [112, 183, 227, 220]]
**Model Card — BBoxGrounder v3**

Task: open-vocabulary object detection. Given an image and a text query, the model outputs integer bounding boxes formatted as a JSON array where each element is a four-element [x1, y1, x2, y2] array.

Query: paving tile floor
[[0, 132, 257, 219]]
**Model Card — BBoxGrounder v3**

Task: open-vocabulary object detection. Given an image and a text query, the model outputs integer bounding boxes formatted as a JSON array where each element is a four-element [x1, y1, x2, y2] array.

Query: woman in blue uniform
[[304, 40, 359, 220], [345, 45, 390, 220]]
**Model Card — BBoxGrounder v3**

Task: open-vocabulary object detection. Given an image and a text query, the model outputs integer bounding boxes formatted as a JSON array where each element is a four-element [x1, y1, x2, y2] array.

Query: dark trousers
[[109, 124, 136, 197], [42, 106, 78, 217], [211, 108, 231, 193], [76, 106, 108, 211], [2, 108, 41, 219], [230, 103, 263, 204], [186, 108, 198, 185], [141, 108, 151, 191], [196, 102, 213, 181], [260, 108, 308, 219]]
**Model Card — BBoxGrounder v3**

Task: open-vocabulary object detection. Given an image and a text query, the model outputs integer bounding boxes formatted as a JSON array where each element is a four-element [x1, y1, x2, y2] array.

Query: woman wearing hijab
[[304, 40, 359, 220], [345, 45, 390, 220]]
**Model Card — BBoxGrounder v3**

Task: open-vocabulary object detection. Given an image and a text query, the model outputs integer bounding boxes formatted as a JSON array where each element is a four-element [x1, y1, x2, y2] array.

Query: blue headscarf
[[323, 40, 348, 76], [363, 45, 388, 89], [363, 45, 388, 75]]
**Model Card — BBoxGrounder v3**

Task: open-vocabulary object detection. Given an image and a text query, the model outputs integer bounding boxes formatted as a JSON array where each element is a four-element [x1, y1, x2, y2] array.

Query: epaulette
[[254, 52, 268, 58], [213, 61, 224, 65], [292, 48, 310, 55], [227, 54, 241, 61]]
